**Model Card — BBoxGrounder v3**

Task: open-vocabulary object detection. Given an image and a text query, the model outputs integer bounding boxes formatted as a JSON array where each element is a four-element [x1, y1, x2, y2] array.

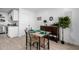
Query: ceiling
[[25, 8, 57, 12], [0, 8, 65, 13], [0, 8, 44, 13], [0, 8, 41, 13], [0, 8, 18, 13], [24, 8, 65, 13]]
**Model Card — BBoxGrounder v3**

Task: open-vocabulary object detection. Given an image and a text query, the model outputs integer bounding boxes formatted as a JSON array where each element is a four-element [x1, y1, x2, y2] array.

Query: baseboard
[[64, 41, 79, 47]]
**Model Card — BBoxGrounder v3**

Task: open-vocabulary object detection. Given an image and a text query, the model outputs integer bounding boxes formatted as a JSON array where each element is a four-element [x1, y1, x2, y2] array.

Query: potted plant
[[59, 16, 71, 44]]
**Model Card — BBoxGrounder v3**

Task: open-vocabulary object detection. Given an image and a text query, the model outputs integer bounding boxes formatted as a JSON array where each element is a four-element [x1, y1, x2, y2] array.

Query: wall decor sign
[[37, 17, 42, 21], [49, 16, 53, 21]]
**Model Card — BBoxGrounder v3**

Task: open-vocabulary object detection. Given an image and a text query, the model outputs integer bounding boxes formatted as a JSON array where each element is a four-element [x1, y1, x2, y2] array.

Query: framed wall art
[[37, 17, 42, 21], [49, 16, 53, 21]]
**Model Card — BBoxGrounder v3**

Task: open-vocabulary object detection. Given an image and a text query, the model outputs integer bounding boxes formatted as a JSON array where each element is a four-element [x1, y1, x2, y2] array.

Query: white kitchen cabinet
[[13, 10, 19, 21], [8, 26, 18, 38], [9, 9, 19, 21]]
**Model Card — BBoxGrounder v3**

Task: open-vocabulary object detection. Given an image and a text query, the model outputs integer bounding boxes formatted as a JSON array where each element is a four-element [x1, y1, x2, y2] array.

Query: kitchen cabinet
[[9, 9, 19, 21], [13, 10, 19, 21], [8, 26, 18, 38]]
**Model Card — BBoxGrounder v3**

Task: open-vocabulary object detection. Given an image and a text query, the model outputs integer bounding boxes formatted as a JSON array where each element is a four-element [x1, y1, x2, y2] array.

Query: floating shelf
[[0, 14, 5, 22]]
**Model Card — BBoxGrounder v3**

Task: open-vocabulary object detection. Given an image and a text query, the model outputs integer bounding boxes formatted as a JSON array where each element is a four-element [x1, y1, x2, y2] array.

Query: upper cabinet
[[9, 9, 19, 21], [13, 10, 19, 21]]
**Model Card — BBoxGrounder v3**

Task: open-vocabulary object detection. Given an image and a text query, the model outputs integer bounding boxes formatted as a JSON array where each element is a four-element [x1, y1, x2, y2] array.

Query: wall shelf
[[0, 14, 5, 22]]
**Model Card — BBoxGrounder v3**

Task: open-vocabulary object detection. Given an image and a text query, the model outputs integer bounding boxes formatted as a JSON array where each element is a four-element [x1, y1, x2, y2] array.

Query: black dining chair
[[25, 29, 39, 50]]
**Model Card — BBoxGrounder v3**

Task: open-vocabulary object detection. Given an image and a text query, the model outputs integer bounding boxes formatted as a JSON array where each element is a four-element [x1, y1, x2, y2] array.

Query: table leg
[[48, 38, 50, 50], [37, 42, 38, 50], [44, 38, 45, 49], [39, 37, 40, 50]]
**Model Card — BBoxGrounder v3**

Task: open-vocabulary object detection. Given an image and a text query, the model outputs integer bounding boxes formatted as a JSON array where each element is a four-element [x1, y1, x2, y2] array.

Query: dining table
[[25, 29, 50, 50]]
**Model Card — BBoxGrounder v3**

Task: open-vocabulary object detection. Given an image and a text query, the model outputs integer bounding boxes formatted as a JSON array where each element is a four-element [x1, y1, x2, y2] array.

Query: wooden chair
[[28, 30, 49, 50], [25, 29, 39, 50]]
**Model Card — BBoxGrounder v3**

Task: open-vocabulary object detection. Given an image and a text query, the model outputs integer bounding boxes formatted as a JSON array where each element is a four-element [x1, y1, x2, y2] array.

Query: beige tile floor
[[0, 34, 79, 50]]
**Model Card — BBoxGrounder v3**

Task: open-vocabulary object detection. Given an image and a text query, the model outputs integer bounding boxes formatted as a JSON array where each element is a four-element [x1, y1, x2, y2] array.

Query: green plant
[[58, 16, 71, 44], [59, 16, 71, 28]]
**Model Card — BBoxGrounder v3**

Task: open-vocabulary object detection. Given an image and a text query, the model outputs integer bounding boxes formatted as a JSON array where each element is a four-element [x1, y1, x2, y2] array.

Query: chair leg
[[37, 42, 39, 50], [39, 37, 40, 50], [29, 32, 31, 50], [44, 38, 45, 49], [48, 38, 49, 50], [56, 41, 58, 43]]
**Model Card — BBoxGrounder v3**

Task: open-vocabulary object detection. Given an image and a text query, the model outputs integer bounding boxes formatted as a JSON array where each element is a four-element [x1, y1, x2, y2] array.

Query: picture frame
[[37, 17, 42, 21]]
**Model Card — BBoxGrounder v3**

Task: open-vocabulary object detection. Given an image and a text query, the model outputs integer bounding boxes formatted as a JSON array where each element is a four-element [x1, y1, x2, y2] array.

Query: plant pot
[[61, 41, 64, 44]]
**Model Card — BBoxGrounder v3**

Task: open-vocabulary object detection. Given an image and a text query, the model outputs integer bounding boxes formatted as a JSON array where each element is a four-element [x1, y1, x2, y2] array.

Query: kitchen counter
[[7, 24, 18, 26]]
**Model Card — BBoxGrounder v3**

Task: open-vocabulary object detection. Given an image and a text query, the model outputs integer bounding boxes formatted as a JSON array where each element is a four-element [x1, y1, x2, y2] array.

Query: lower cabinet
[[8, 26, 18, 38]]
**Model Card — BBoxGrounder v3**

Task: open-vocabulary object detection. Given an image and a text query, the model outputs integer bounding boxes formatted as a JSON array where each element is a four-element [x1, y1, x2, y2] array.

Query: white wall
[[18, 8, 79, 46], [35, 8, 65, 29], [34, 8, 71, 44], [35, 8, 79, 46], [19, 8, 37, 36], [69, 8, 79, 45], [61, 8, 79, 46]]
